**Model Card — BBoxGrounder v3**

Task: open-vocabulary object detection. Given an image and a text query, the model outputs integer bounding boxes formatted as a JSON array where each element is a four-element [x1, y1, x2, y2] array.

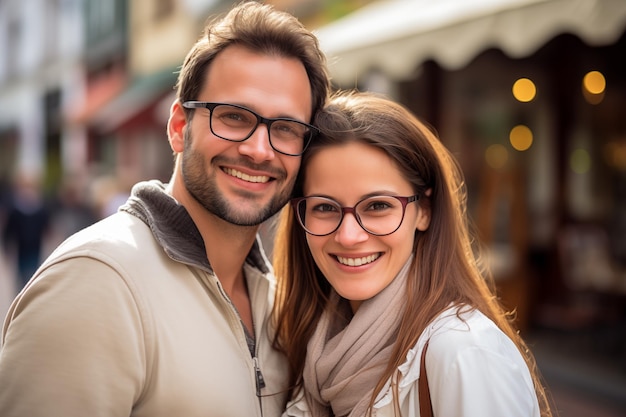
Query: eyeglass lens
[[210, 104, 312, 156], [296, 196, 409, 236]]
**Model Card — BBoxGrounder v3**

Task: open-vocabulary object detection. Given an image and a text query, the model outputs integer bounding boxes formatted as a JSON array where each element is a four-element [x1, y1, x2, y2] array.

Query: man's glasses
[[291, 195, 420, 236], [182, 101, 319, 156]]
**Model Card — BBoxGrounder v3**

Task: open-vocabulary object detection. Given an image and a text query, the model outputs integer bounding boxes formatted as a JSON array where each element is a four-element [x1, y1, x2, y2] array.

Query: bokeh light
[[582, 71, 605, 104], [583, 71, 606, 94], [603, 141, 626, 171], [485, 144, 509, 169], [512, 78, 536, 102], [509, 125, 533, 151], [570, 149, 591, 173]]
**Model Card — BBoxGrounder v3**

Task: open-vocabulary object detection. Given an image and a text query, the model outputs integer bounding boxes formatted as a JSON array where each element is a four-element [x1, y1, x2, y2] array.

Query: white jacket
[[284, 306, 540, 417]]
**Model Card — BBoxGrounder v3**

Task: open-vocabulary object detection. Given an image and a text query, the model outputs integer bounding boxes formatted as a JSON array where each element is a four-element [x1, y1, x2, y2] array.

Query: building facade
[[0, 0, 85, 191]]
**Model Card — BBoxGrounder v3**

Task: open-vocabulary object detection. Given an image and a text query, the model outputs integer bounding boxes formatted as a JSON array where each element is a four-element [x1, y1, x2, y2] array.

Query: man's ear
[[415, 188, 432, 232], [168, 100, 187, 153]]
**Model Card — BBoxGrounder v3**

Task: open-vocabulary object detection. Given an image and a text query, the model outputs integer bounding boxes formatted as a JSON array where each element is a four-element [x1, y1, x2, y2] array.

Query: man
[[0, 2, 330, 416]]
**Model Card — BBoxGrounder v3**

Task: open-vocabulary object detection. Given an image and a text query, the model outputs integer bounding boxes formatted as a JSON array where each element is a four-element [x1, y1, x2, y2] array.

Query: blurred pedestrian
[[1, 171, 50, 290], [0, 2, 329, 416]]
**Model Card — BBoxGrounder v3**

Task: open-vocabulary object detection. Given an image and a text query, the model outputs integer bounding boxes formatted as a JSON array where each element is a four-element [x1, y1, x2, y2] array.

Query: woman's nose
[[334, 213, 369, 245]]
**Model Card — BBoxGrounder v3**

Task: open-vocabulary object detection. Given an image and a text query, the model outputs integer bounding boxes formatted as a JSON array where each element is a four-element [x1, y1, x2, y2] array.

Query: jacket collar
[[119, 180, 270, 274]]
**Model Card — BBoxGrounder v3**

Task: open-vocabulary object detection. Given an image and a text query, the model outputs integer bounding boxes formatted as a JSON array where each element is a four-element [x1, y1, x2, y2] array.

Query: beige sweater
[[0, 181, 288, 417]]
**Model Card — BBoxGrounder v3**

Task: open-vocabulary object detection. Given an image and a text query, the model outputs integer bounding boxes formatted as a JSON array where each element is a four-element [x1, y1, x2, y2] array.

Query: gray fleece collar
[[119, 180, 270, 274]]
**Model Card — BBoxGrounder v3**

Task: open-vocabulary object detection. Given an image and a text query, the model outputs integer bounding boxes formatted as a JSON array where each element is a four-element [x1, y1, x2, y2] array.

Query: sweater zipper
[[213, 274, 267, 416], [253, 305, 266, 416], [253, 356, 266, 397], [252, 275, 267, 417]]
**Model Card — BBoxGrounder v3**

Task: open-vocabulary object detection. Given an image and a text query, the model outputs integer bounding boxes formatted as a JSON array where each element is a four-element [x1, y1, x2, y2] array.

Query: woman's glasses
[[291, 194, 420, 236]]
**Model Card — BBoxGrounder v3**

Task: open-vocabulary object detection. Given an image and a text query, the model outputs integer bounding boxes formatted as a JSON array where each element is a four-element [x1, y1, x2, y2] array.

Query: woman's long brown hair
[[272, 90, 552, 416]]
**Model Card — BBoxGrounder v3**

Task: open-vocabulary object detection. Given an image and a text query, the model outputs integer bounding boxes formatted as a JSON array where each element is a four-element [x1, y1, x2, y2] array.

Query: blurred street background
[[1, 0, 625, 415]]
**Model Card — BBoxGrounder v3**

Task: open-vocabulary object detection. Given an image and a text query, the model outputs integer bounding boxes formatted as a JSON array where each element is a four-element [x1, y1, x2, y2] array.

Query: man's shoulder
[[49, 211, 156, 261], [31, 211, 182, 294]]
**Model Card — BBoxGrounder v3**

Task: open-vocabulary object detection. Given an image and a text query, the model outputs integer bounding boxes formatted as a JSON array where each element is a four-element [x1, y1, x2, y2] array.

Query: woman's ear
[[167, 100, 187, 153], [415, 188, 432, 232]]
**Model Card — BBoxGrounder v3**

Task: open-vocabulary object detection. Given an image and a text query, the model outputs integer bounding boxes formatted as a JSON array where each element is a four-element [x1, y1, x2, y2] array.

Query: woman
[[272, 90, 552, 417]]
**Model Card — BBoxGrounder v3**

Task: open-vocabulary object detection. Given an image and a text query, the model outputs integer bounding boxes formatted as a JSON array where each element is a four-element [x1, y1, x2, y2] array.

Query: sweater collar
[[119, 180, 270, 274]]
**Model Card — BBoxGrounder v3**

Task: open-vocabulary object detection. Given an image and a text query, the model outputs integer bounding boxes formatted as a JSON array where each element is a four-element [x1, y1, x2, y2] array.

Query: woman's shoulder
[[422, 306, 518, 362], [395, 306, 512, 381], [375, 306, 537, 416], [428, 306, 500, 342]]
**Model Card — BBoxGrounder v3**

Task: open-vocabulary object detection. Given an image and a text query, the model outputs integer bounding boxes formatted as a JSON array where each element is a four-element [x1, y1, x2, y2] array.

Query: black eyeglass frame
[[182, 101, 319, 156], [291, 194, 421, 237]]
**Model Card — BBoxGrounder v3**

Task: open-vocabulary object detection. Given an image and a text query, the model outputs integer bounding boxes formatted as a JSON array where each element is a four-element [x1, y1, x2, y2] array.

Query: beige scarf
[[303, 256, 413, 417]]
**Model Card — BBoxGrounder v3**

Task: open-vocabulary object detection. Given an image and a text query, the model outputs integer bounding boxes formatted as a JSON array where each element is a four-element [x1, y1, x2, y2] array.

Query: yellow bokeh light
[[509, 125, 533, 151], [512, 78, 536, 102], [583, 71, 606, 95], [485, 144, 509, 169], [570, 149, 591, 174]]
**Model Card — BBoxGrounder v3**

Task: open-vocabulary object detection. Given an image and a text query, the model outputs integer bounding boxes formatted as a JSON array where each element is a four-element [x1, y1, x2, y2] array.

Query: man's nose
[[238, 123, 275, 162]]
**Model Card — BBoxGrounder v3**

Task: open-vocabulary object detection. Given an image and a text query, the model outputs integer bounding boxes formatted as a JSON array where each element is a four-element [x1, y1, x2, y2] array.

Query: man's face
[[180, 45, 313, 226]]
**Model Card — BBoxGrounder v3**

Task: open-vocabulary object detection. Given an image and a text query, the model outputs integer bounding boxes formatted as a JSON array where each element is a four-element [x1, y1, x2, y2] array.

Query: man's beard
[[181, 127, 295, 226]]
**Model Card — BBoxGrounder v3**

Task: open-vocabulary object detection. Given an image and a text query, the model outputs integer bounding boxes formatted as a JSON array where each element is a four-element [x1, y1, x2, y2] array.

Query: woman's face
[[302, 141, 430, 312]]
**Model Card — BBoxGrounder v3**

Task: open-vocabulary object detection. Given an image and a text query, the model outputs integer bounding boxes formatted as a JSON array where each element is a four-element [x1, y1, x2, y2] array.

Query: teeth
[[224, 168, 270, 183], [336, 253, 380, 266]]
